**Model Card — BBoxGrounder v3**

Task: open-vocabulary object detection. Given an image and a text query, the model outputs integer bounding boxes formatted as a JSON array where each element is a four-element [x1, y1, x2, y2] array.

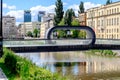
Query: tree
[[78, 1, 85, 13], [106, 0, 112, 5], [27, 31, 33, 37], [33, 28, 39, 37], [54, 0, 64, 26], [78, 30, 86, 38], [58, 18, 65, 26], [64, 8, 75, 26], [71, 19, 80, 26]]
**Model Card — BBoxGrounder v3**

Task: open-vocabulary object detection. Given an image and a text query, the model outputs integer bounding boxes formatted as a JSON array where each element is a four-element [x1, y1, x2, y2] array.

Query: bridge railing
[[95, 39, 120, 45], [3, 39, 92, 47]]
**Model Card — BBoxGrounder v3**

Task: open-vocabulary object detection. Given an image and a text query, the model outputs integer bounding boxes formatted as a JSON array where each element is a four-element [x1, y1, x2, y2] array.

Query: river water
[[17, 51, 120, 80]]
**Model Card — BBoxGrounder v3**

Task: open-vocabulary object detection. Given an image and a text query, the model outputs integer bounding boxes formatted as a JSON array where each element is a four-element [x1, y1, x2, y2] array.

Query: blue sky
[[2, 0, 120, 25]]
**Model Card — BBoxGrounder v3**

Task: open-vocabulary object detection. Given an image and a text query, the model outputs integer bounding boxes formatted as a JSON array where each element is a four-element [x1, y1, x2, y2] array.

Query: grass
[[85, 49, 118, 57], [0, 58, 17, 80], [0, 48, 68, 80]]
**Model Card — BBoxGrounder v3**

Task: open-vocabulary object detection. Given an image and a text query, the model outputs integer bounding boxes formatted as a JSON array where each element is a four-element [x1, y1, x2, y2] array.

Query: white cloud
[[3, 3, 16, 10], [3, 3, 7, 8], [68, 2, 101, 16], [16, 22, 22, 26], [30, 5, 55, 21], [68, 4, 79, 15], [63, 2, 68, 5], [4, 5, 56, 25], [30, 5, 55, 16], [6, 10, 24, 20], [84, 2, 101, 10]]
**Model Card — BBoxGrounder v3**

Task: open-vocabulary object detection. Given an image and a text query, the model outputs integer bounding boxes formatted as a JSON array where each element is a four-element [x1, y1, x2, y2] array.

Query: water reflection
[[17, 51, 120, 80]]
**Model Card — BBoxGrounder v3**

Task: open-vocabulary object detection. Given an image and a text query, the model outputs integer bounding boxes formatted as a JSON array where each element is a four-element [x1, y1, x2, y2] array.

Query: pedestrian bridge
[[3, 39, 120, 52], [2, 26, 120, 52]]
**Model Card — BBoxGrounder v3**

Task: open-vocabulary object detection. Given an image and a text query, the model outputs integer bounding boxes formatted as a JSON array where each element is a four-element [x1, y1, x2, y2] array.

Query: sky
[[2, 0, 120, 25]]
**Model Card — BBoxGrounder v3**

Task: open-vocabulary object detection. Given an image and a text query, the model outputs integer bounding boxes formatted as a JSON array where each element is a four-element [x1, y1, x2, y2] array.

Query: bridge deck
[[2, 39, 120, 52]]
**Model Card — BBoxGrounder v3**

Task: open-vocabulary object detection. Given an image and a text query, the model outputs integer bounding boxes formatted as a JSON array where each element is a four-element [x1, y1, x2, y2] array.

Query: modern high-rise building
[[86, 1, 120, 39], [38, 11, 45, 22], [24, 10, 31, 22]]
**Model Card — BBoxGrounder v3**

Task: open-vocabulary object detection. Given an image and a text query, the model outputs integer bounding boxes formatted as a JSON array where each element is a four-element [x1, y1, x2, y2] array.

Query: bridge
[[3, 39, 120, 53], [2, 26, 120, 52]]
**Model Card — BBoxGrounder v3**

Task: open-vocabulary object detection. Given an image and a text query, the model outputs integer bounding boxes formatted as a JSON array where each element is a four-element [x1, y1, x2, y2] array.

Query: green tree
[[71, 19, 80, 38], [106, 0, 112, 5], [71, 19, 80, 26], [54, 0, 64, 26], [64, 8, 75, 26], [78, 1, 85, 13], [57, 30, 66, 38], [78, 30, 86, 38], [33, 28, 39, 37], [58, 18, 65, 26], [27, 31, 33, 37]]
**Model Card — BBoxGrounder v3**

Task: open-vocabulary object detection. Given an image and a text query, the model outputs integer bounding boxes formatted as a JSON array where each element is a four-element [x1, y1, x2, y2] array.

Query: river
[[16, 51, 120, 80]]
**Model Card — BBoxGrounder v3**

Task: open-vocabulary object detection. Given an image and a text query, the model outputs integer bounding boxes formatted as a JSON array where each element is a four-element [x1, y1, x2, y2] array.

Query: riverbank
[[85, 49, 120, 57], [0, 48, 67, 80]]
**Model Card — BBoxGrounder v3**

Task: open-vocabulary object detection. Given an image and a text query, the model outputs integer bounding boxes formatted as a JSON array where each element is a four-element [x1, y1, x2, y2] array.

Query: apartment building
[[2, 15, 17, 39], [40, 19, 54, 39], [18, 22, 41, 37], [86, 1, 120, 39], [40, 13, 54, 39]]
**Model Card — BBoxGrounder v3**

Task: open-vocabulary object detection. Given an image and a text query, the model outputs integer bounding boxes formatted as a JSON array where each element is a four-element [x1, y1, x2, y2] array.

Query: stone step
[[0, 68, 8, 80]]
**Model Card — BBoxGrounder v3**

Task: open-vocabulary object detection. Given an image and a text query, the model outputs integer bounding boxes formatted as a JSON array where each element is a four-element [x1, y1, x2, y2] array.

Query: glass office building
[[38, 11, 45, 22], [24, 10, 31, 22]]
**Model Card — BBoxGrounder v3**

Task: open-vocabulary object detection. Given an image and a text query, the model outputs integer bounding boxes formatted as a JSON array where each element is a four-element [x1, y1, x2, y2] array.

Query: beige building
[[2, 15, 17, 39], [78, 12, 87, 26], [18, 22, 41, 37], [86, 1, 120, 39], [40, 19, 54, 39]]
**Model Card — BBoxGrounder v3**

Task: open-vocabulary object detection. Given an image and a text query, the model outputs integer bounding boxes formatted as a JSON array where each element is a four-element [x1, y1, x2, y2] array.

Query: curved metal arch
[[46, 26, 96, 45]]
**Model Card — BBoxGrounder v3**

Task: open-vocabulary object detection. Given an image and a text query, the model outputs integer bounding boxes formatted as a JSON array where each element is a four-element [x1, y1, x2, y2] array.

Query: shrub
[[4, 52, 17, 74], [3, 48, 30, 77]]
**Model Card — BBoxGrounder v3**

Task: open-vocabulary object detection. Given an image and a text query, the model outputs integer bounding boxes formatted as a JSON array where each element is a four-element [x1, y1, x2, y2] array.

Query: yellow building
[[40, 19, 54, 39], [86, 1, 120, 39]]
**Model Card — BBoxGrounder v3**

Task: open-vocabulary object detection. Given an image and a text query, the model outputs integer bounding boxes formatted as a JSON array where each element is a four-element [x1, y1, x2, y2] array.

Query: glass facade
[[24, 10, 31, 22], [38, 11, 45, 22]]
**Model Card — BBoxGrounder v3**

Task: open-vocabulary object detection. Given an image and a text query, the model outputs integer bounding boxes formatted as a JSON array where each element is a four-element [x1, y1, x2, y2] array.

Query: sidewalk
[[0, 68, 8, 80]]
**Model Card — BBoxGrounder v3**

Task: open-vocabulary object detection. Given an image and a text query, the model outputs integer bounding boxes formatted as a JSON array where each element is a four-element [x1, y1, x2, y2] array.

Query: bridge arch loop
[[46, 26, 96, 45]]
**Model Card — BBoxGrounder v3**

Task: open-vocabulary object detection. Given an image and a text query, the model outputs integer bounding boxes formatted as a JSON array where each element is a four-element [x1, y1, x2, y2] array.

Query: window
[[101, 20, 103, 26], [117, 17, 119, 25], [112, 9, 113, 14], [114, 18, 116, 25], [117, 28, 119, 33], [117, 8, 119, 13], [110, 9, 111, 14], [112, 18, 113, 25], [115, 8, 116, 13], [109, 19, 111, 26], [107, 19, 108, 26], [107, 10, 109, 15]]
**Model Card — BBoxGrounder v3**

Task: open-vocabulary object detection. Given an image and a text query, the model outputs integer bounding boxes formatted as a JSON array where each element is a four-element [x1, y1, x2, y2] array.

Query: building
[[2, 15, 17, 39], [24, 10, 31, 22], [18, 22, 41, 38], [42, 13, 54, 22], [86, 1, 120, 39], [40, 19, 54, 39], [38, 11, 45, 22], [78, 12, 86, 26]]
